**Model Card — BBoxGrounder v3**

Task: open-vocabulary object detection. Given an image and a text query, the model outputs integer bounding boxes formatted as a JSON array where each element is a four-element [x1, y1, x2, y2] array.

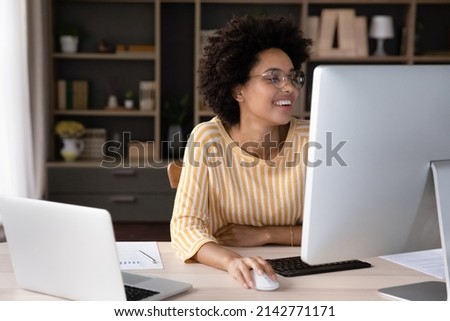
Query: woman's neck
[[227, 121, 289, 160]]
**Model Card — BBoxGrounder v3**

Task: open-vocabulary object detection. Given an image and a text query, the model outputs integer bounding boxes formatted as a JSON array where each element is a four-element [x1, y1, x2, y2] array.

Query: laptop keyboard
[[125, 285, 159, 301], [267, 256, 371, 277]]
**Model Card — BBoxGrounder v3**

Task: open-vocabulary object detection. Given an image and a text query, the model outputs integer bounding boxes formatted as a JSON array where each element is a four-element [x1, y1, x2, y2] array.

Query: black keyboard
[[125, 285, 159, 301], [267, 256, 371, 277]]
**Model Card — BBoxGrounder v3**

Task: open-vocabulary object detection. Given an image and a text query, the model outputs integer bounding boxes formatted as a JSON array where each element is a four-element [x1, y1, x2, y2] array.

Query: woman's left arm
[[214, 224, 302, 247]]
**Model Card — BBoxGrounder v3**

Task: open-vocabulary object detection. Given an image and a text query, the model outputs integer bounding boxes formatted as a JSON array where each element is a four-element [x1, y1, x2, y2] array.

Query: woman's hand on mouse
[[225, 256, 277, 289], [193, 242, 277, 289]]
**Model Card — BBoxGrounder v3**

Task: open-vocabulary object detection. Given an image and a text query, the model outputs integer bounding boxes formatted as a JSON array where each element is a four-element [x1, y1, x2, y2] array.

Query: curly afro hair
[[198, 15, 311, 127]]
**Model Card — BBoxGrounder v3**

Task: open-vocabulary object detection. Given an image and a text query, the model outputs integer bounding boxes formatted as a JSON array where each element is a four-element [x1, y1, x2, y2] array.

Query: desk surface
[[0, 242, 440, 301]]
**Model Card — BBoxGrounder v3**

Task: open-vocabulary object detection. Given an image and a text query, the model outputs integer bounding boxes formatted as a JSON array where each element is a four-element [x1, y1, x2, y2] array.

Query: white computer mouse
[[251, 270, 280, 291]]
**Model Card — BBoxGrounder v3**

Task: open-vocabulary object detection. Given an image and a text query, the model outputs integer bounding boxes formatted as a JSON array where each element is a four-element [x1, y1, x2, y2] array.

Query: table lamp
[[369, 15, 394, 56]]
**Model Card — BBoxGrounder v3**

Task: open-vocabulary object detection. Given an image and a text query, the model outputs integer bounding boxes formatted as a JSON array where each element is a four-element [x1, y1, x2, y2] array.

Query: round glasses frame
[[249, 69, 306, 89]]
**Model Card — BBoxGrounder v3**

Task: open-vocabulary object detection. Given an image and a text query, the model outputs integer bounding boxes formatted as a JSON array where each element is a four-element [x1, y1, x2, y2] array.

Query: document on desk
[[116, 241, 163, 270], [381, 248, 444, 280]]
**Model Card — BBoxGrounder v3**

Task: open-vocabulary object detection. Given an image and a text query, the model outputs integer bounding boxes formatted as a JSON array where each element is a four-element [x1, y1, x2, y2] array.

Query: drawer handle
[[109, 196, 137, 203], [112, 169, 136, 176]]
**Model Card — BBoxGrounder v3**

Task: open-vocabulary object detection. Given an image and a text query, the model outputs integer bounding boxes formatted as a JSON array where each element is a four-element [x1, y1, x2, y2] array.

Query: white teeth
[[274, 100, 292, 106]]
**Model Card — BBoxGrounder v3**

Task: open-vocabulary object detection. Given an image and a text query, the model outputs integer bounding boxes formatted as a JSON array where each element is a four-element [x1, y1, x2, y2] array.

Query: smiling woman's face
[[234, 48, 300, 127]]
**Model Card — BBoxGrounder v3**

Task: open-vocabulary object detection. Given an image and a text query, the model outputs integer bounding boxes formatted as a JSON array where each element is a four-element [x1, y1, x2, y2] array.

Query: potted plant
[[124, 90, 134, 109], [163, 94, 189, 126], [57, 26, 80, 53], [163, 94, 190, 155]]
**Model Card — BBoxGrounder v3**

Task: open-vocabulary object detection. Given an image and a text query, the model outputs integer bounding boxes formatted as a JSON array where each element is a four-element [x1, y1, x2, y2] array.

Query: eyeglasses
[[249, 69, 305, 89]]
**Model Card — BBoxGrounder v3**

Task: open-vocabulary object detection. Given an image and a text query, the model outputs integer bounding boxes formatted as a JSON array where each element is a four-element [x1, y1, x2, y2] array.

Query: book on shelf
[[57, 80, 88, 110], [315, 9, 368, 58], [354, 16, 369, 57]]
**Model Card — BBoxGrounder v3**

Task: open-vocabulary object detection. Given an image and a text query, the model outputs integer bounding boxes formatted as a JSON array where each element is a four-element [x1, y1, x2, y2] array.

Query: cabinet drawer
[[48, 167, 172, 193], [48, 193, 175, 222]]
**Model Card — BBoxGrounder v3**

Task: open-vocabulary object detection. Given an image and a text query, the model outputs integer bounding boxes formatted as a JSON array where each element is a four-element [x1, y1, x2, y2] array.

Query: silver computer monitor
[[301, 65, 450, 301]]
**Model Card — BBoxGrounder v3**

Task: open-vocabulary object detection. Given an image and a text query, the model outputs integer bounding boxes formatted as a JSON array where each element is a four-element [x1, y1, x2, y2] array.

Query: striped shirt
[[170, 116, 309, 261]]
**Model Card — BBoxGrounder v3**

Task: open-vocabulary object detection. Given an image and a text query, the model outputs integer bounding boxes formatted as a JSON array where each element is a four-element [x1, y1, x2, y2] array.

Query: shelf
[[47, 159, 169, 169], [307, 0, 411, 3], [47, 160, 104, 168], [53, 52, 156, 60], [417, 0, 450, 3], [310, 55, 410, 63], [54, 109, 157, 117], [198, 0, 301, 3], [60, 0, 157, 4], [413, 55, 450, 63]]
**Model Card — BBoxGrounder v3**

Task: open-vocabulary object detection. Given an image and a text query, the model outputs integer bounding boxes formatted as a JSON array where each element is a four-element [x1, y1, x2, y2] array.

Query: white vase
[[61, 138, 84, 161], [60, 36, 79, 53], [107, 95, 118, 108]]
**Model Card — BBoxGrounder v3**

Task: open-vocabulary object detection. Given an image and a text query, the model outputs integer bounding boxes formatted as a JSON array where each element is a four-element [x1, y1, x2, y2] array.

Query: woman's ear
[[232, 85, 244, 102]]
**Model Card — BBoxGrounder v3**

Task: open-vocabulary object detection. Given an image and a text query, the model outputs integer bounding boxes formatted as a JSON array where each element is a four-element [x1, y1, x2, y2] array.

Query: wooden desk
[[0, 242, 440, 301]]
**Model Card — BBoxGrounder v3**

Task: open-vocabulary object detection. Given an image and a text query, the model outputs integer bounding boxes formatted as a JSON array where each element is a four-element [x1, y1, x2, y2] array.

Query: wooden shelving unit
[[49, 0, 161, 163], [47, 0, 171, 225]]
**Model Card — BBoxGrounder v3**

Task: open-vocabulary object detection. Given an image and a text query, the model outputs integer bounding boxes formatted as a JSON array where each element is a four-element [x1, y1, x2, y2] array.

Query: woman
[[170, 15, 311, 289]]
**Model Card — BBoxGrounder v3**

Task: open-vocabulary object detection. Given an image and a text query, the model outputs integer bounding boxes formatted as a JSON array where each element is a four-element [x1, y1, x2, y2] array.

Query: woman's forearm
[[263, 225, 302, 246], [193, 242, 241, 271]]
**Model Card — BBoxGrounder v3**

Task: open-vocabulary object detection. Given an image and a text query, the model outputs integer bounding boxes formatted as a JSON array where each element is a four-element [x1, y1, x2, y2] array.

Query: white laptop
[[0, 196, 192, 301]]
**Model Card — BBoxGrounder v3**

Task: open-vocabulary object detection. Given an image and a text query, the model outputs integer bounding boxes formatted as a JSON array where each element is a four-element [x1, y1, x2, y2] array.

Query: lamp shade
[[369, 15, 394, 39]]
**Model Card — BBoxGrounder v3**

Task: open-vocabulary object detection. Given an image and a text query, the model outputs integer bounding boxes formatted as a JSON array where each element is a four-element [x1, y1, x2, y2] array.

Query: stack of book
[[306, 9, 368, 58], [57, 80, 89, 110]]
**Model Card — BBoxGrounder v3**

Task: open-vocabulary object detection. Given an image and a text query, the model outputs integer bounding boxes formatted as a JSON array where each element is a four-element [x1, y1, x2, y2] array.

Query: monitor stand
[[379, 160, 450, 301]]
